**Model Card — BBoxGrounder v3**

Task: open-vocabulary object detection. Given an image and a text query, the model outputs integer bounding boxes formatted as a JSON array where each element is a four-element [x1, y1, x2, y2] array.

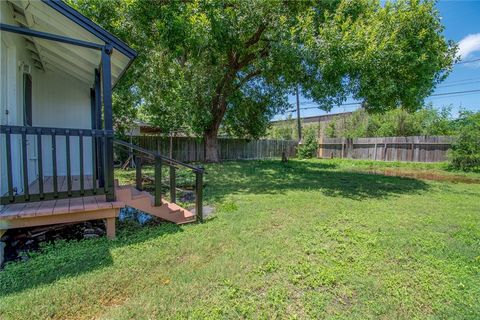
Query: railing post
[[134, 155, 142, 191], [21, 127, 29, 201], [102, 44, 115, 201], [169, 166, 176, 203], [5, 128, 14, 202], [103, 132, 109, 196], [36, 128, 44, 199], [91, 130, 97, 194], [79, 130, 85, 195], [51, 129, 58, 197], [154, 155, 162, 206], [65, 129, 72, 196], [94, 69, 104, 188], [195, 168, 204, 223]]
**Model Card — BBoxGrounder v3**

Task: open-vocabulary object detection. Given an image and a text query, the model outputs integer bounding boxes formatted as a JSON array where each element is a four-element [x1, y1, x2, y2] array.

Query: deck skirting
[[1, 207, 119, 230]]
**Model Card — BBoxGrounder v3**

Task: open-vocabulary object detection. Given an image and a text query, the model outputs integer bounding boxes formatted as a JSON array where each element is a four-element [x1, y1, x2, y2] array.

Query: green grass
[[1, 159, 479, 319]]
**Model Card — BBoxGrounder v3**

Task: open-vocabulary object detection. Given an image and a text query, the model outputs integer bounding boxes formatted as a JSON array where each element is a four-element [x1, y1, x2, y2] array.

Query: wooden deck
[[0, 174, 197, 239], [0, 176, 124, 238], [29, 175, 98, 194], [0, 194, 124, 219]]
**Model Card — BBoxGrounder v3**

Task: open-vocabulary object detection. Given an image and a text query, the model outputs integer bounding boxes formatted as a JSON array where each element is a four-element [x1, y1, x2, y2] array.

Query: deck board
[[1, 196, 124, 220], [58, 176, 67, 192], [35, 200, 57, 216], [95, 195, 113, 209], [83, 196, 99, 211], [53, 199, 70, 215], [42, 176, 53, 193], [1, 175, 124, 226], [71, 176, 81, 192], [69, 197, 85, 212], [28, 175, 98, 194], [29, 176, 44, 195], [19, 201, 43, 218], [1, 203, 26, 218], [85, 175, 92, 190]]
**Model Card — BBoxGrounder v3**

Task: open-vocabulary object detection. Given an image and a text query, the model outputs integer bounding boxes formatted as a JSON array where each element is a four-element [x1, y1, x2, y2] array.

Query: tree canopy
[[69, 0, 456, 161], [266, 105, 460, 140], [320, 105, 456, 139], [449, 111, 480, 171]]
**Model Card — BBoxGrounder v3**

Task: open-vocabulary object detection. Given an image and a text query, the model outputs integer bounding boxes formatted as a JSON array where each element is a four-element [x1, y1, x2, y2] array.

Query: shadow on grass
[[0, 222, 184, 297], [1, 160, 431, 297], [204, 159, 430, 202]]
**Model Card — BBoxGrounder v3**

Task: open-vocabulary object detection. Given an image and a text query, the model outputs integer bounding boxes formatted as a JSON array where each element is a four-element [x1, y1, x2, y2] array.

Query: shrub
[[326, 105, 455, 138], [297, 127, 318, 159], [449, 112, 480, 171]]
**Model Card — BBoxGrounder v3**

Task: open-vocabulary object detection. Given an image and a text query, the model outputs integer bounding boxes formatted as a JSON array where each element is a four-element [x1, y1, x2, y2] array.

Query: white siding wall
[[32, 70, 94, 177], [1, 1, 94, 197], [1, 1, 29, 196]]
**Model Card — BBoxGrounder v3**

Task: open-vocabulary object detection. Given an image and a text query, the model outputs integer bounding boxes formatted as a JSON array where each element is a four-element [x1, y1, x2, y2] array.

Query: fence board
[[318, 136, 454, 163], [129, 136, 297, 162]]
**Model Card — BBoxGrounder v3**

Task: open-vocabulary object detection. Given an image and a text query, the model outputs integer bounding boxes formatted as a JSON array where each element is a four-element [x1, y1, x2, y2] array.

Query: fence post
[[195, 168, 204, 223], [134, 155, 142, 191], [341, 138, 345, 159], [154, 155, 162, 206], [169, 166, 176, 203]]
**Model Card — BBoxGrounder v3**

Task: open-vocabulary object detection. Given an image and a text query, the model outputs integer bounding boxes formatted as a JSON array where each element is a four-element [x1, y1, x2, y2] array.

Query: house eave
[[42, 0, 137, 60], [38, 0, 138, 87]]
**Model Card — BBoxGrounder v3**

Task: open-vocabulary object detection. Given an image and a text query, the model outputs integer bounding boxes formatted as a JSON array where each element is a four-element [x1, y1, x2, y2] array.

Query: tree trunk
[[204, 129, 220, 162], [204, 94, 228, 162]]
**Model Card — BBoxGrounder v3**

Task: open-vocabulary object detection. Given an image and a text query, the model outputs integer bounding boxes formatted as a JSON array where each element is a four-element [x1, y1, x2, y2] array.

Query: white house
[[0, 0, 202, 245]]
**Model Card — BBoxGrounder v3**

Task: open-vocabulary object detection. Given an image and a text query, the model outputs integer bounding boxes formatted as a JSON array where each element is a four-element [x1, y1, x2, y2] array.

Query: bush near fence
[[131, 136, 298, 162], [318, 136, 454, 163]]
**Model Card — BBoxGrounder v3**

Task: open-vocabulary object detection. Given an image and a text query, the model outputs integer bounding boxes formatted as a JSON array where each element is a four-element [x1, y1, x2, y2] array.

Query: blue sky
[[274, 0, 480, 120]]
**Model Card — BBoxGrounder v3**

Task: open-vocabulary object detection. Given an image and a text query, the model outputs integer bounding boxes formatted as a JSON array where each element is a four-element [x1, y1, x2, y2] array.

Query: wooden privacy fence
[[318, 136, 455, 163], [131, 136, 298, 162]]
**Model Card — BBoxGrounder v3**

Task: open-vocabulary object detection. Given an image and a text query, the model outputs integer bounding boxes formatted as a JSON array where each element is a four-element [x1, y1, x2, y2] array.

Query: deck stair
[[115, 184, 196, 224]]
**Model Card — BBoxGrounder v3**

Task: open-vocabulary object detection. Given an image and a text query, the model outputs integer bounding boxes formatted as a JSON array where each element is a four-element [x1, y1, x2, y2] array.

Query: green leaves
[[325, 105, 457, 138], [69, 0, 455, 143], [449, 112, 480, 171], [297, 127, 319, 159], [302, 0, 456, 113]]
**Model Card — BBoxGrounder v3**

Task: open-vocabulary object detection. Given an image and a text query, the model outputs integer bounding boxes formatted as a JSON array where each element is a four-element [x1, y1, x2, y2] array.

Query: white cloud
[[457, 33, 480, 60]]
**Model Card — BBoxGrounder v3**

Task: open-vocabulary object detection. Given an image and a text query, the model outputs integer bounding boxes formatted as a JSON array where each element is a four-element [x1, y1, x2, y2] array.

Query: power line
[[455, 58, 480, 65], [428, 93, 480, 100], [294, 100, 357, 106], [439, 76, 480, 85], [430, 89, 480, 97], [286, 89, 480, 113], [437, 80, 480, 88], [287, 102, 361, 112]]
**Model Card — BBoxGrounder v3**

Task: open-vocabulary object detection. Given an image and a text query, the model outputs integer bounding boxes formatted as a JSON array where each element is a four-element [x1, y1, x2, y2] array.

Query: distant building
[[127, 121, 192, 137], [271, 112, 353, 138]]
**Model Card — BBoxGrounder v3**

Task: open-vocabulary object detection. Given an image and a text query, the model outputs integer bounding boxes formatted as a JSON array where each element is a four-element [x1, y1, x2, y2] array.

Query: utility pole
[[296, 85, 302, 143]]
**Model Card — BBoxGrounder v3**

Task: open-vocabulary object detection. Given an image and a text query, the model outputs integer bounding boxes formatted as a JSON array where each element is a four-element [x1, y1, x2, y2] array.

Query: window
[[23, 73, 32, 126]]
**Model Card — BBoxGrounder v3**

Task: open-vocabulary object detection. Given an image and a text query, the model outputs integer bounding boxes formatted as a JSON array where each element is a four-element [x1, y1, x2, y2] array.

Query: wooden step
[[115, 185, 196, 224]]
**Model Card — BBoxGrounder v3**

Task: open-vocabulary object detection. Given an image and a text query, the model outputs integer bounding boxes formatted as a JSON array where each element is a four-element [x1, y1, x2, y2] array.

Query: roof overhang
[[2, 0, 136, 87]]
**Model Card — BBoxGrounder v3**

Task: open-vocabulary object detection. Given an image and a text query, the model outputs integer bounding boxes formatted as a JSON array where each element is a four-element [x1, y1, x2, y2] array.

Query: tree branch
[[245, 23, 267, 48], [209, 25, 270, 128], [237, 43, 271, 69], [235, 69, 262, 90]]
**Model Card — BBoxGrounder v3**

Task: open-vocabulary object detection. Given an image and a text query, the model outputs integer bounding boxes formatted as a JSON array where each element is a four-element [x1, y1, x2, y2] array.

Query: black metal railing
[[0, 125, 114, 205], [113, 139, 204, 222]]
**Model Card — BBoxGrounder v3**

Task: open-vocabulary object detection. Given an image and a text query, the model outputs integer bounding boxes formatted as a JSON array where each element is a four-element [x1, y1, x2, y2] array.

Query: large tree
[[70, 0, 456, 162]]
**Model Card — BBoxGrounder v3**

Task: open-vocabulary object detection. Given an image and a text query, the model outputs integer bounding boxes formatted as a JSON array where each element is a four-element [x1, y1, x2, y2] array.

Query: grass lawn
[[1, 159, 479, 319]]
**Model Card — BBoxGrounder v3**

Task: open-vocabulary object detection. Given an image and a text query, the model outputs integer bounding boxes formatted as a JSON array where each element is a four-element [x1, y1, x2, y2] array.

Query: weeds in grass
[[0, 159, 478, 319]]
